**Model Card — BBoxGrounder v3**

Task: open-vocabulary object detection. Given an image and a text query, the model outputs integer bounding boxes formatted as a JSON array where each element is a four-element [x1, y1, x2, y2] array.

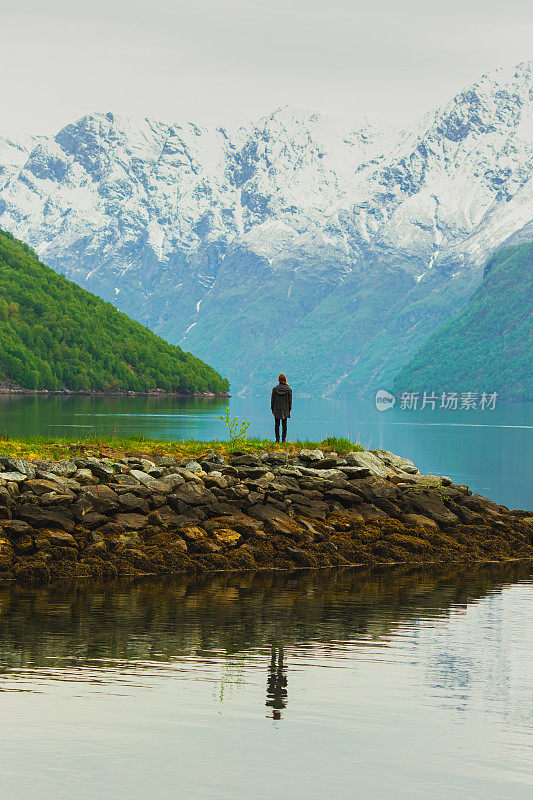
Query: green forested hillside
[[392, 243, 533, 400], [0, 229, 229, 393]]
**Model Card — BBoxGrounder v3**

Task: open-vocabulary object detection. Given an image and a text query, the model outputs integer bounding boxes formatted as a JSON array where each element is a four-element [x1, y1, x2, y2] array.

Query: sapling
[[217, 407, 250, 449]]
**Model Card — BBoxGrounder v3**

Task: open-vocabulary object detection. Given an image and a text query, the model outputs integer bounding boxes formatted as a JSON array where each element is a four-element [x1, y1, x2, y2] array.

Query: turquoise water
[[0, 565, 532, 800], [0, 394, 531, 510]]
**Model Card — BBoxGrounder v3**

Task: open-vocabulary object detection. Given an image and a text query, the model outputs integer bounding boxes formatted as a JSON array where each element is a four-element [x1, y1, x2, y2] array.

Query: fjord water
[[0, 565, 532, 799], [0, 394, 531, 510]]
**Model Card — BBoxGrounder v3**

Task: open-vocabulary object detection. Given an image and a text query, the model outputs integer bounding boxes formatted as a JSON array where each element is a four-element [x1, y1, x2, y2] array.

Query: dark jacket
[[271, 383, 292, 419]]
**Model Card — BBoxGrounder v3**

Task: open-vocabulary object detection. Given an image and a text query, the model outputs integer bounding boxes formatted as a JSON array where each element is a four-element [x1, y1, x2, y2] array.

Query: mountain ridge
[[392, 242, 533, 400], [0, 60, 531, 396]]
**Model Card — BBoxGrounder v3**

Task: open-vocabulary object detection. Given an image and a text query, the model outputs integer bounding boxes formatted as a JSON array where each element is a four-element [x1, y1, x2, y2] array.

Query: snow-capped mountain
[[0, 61, 531, 396]]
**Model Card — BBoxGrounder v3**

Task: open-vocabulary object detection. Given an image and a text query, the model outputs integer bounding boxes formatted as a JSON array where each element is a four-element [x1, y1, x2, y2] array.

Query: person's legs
[[281, 418, 287, 442], [275, 417, 280, 442]]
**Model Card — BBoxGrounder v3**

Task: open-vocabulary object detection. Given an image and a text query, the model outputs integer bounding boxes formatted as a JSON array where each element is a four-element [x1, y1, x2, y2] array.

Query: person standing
[[271, 373, 292, 443]]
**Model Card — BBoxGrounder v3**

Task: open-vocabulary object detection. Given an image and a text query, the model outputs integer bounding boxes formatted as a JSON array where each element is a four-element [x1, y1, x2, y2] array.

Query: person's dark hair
[[278, 373, 287, 384]]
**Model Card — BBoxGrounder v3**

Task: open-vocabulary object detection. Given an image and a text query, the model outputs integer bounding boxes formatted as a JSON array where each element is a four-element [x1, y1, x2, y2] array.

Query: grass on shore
[[0, 434, 365, 462]]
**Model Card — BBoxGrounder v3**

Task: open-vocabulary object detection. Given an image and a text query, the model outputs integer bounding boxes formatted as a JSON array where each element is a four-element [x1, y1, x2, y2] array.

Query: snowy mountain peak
[[0, 62, 531, 395]]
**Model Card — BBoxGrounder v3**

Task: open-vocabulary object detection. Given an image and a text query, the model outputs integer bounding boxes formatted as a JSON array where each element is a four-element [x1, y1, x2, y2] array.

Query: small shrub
[[217, 407, 251, 449]]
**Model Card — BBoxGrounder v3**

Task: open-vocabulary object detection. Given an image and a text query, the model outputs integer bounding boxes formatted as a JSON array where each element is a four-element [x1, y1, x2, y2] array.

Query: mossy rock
[[212, 528, 242, 548], [388, 534, 433, 553], [13, 559, 51, 585]]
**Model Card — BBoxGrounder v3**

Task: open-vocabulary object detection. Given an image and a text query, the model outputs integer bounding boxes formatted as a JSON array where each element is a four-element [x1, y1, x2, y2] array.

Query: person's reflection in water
[[266, 645, 288, 720]]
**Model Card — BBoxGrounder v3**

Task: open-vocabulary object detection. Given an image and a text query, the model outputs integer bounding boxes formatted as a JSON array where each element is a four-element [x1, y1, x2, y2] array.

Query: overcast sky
[[1, 0, 531, 135]]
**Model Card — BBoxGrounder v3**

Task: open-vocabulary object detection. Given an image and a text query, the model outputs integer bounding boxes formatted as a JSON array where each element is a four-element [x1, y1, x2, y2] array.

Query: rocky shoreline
[[0, 386, 229, 398], [0, 447, 531, 585]]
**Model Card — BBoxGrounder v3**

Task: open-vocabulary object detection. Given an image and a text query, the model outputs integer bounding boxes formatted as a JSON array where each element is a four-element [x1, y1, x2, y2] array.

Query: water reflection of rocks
[[0, 563, 531, 719]]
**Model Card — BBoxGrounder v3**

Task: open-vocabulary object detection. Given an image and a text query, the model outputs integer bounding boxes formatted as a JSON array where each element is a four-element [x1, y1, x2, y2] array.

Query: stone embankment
[[0, 448, 531, 584]]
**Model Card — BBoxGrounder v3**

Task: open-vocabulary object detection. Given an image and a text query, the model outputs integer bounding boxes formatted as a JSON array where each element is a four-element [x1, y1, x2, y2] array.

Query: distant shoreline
[[0, 388, 230, 399]]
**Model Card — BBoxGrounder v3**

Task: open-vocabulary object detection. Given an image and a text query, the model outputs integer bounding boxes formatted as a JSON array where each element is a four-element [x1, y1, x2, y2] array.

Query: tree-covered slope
[[0, 229, 229, 393], [392, 243, 533, 400]]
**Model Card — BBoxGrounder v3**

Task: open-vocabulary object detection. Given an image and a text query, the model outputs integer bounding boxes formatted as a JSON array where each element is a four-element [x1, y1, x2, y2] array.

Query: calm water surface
[[0, 394, 531, 509], [0, 565, 532, 799]]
